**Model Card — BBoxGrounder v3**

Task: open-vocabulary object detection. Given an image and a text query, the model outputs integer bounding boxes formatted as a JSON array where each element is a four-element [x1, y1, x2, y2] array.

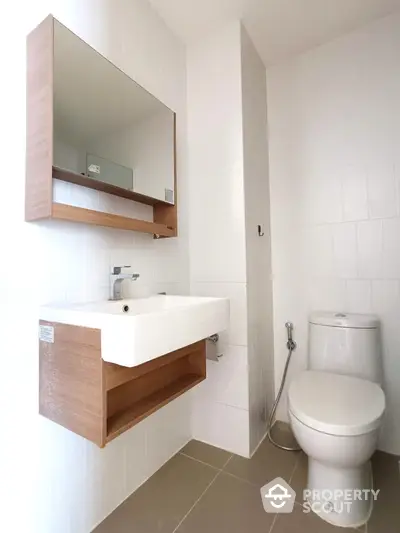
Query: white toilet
[[288, 312, 385, 528]]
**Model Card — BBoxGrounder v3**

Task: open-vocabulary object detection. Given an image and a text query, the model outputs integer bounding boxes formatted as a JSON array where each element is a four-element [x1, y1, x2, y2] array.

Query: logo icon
[[260, 477, 296, 513]]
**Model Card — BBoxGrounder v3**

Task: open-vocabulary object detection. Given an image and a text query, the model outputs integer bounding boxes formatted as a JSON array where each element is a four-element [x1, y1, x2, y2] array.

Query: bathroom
[[1, 0, 400, 532]]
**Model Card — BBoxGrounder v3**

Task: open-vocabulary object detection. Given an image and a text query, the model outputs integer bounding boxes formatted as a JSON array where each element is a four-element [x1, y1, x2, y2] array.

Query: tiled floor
[[94, 434, 400, 533]]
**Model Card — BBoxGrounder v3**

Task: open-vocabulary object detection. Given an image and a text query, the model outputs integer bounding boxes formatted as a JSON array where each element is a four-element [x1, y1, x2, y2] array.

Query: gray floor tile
[[269, 422, 300, 450], [93, 453, 217, 533], [368, 451, 400, 533], [180, 440, 232, 469], [290, 452, 308, 503], [272, 503, 360, 533], [176, 472, 275, 533], [224, 436, 299, 487]]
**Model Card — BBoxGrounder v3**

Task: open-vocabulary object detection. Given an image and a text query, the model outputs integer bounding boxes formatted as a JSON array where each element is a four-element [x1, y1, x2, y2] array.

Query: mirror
[[53, 20, 175, 204]]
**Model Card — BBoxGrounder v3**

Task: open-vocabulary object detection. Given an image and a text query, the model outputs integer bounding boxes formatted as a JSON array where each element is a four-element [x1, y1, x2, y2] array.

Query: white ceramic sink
[[40, 295, 229, 367]]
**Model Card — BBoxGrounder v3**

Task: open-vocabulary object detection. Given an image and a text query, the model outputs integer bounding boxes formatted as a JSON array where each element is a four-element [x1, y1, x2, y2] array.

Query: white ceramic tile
[[267, 13, 400, 456], [357, 220, 383, 279], [69, 182, 100, 210], [84, 434, 127, 526], [192, 399, 250, 458], [187, 22, 247, 285], [332, 223, 358, 278], [152, 248, 188, 284], [309, 225, 334, 277], [146, 393, 191, 470], [194, 345, 249, 410], [268, 13, 400, 456], [314, 173, 343, 224], [395, 160, 400, 217], [53, 179, 71, 204], [98, 191, 153, 220], [345, 280, 372, 313], [342, 164, 368, 221], [382, 218, 400, 278], [367, 161, 397, 219], [371, 280, 400, 316], [37, 419, 88, 533], [191, 281, 248, 346], [124, 420, 149, 496], [248, 361, 269, 453]]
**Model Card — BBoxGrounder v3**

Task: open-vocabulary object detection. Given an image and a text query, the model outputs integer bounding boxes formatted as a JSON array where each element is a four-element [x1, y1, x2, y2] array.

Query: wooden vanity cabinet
[[39, 321, 206, 446]]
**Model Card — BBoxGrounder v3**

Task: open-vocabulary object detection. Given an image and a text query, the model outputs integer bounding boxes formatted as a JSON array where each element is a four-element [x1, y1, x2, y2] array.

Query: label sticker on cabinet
[[165, 188, 174, 203], [39, 325, 54, 343], [88, 164, 101, 174]]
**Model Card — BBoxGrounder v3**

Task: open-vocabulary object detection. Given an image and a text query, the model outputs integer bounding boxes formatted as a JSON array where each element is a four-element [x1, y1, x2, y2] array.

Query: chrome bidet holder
[[285, 321, 297, 351]]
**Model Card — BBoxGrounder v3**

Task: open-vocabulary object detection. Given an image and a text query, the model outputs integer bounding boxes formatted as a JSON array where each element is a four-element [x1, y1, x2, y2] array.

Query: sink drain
[[122, 305, 129, 313]]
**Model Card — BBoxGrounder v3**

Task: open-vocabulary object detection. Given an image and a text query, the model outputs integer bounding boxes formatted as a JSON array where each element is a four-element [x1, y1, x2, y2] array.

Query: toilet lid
[[288, 371, 385, 436]]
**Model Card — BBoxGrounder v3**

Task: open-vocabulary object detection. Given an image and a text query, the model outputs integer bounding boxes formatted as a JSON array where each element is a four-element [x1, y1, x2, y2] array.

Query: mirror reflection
[[53, 20, 175, 204]]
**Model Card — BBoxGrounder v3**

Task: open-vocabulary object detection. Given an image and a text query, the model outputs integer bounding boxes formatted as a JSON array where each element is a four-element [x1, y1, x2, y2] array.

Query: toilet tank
[[308, 312, 382, 384]]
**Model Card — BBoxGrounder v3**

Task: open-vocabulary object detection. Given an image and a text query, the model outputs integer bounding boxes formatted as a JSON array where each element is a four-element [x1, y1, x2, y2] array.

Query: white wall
[[187, 21, 251, 457], [54, 137, 86, 174], [88, 109, 175, 202], [187, 22, 275, 458], [241, 26, 275, 453], [0, 1, 191, 532], [267, 12, 400, 455]]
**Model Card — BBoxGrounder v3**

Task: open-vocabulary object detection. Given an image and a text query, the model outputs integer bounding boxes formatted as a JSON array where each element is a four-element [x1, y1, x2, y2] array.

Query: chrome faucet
[[109, 266, 140, 301]]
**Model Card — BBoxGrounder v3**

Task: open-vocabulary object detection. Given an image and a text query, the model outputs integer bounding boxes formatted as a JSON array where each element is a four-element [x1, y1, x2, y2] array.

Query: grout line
[[267, 512, 279, 533], [222, 470, 263, 488], [171, 469, 222, 533], [293, 501, 304, 509], [178, 452, 222, 471], [221, 454, 234, 469], [181, 451, 257, 489]]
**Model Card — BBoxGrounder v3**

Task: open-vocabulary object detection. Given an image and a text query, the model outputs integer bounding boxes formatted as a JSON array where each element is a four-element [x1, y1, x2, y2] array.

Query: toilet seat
[[288, 371, 385, 436]]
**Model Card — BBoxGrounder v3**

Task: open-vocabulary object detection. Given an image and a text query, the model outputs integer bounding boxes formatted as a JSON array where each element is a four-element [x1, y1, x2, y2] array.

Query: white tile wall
[[187, 24, 275, 458], [241, 25, 274, 455], [345, 280, 372, 313], [191, 399, 250, 457], [357, 220, 383, 279], [0, 1, 191, 532], [187, 22, 251, 458], [194, 345, 249, 410], [342, 164, 369, 222], [367, 161, 397, 219], [268, 11, 400, 454], [332, 223, 358, 279], [382, 218, 400, 279]]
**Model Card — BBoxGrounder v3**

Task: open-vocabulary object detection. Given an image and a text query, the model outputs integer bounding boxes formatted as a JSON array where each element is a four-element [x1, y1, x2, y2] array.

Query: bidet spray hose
[[267, 322, 301, 452]]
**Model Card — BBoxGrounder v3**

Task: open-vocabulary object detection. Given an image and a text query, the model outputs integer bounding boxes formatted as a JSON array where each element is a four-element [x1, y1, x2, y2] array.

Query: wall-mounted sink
[[40, 295, 229, 367]]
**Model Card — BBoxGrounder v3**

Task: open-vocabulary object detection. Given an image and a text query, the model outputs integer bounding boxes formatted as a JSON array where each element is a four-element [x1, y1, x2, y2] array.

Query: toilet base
[[306, 458, 373, 528]]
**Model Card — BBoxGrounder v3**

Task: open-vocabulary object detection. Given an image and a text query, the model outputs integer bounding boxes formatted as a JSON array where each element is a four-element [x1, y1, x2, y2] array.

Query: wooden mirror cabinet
[[26, 15, 177, 238]]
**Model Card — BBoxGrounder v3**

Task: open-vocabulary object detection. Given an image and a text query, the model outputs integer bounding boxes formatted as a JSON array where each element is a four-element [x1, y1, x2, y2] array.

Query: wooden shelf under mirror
[[53, 166, 171, 207], [52, 203, 176, 237], [25, 15, 178, 238], [39, 320, 206, 447]]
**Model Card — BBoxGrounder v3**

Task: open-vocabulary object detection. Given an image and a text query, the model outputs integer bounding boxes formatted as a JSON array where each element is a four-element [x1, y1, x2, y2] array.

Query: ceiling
[[148, 0, 400, 65]]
